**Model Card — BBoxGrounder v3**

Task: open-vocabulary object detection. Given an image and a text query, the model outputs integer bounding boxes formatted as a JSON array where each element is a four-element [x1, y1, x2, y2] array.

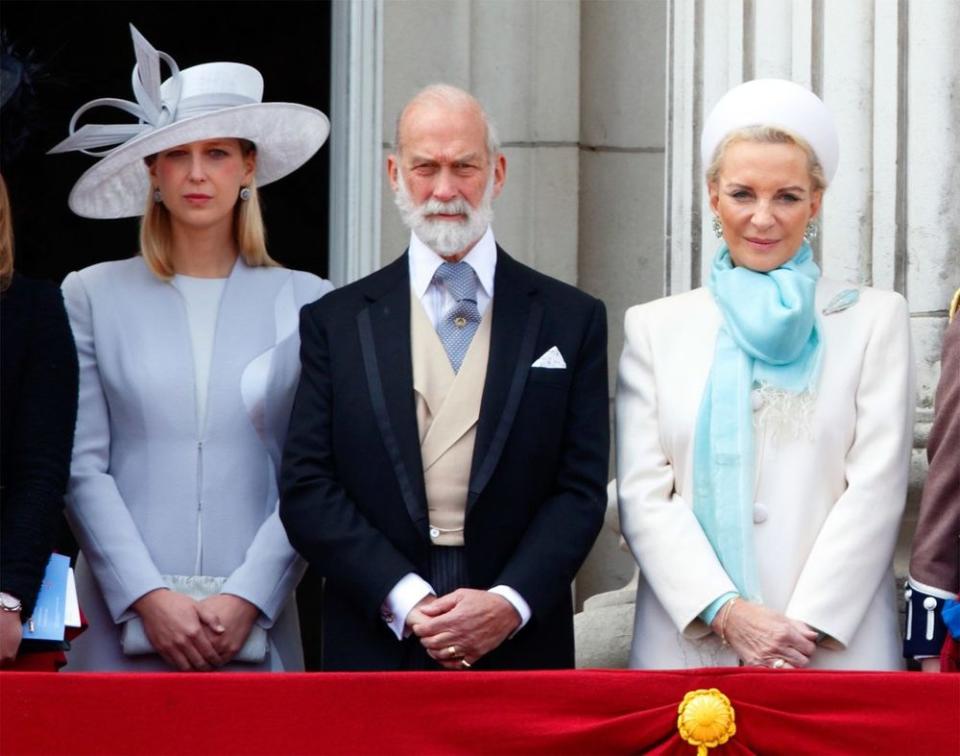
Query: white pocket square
[[531, 346, 566, 369]]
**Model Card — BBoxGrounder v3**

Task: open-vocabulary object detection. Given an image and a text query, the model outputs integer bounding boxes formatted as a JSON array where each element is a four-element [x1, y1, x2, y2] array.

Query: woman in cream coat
[[52, 27, 332, 671], [617, 80, 914, 671]]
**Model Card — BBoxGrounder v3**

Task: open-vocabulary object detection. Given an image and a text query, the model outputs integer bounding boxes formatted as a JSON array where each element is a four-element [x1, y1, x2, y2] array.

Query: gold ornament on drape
[[677, 688, 737, 755]]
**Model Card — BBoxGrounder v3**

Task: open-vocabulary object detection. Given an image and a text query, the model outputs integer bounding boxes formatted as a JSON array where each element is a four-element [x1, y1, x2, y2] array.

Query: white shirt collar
[[408, 226, 497, 300]]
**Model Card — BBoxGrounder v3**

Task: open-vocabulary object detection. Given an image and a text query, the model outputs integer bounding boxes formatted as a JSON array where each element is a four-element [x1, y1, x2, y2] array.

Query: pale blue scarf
[[693, 243, 822, 605]]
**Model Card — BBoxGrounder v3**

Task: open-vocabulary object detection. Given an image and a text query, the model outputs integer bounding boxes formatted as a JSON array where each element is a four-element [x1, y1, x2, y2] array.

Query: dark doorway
[[2, 0, 332, 671], [1, 0, 332, 283]]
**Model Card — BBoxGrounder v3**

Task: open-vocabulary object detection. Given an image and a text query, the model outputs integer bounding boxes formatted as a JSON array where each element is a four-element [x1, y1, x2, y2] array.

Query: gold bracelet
[[719, 597, 739, 646], [713, 599, 731, 643]]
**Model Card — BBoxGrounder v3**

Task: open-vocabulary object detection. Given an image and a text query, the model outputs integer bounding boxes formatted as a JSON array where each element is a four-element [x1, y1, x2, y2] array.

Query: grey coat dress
[[61, 256, 332, 671]]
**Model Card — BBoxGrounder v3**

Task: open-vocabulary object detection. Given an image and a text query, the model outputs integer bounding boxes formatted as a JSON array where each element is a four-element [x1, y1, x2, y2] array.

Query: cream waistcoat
[[411, 291, 492, 546]]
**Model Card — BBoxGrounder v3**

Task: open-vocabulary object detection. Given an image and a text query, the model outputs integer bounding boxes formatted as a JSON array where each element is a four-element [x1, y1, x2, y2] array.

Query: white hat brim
[[66, 102, 330, 218]]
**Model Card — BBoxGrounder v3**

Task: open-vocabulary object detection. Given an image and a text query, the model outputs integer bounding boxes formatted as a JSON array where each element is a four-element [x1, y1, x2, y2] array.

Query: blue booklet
[[21, 553, 71, 642]]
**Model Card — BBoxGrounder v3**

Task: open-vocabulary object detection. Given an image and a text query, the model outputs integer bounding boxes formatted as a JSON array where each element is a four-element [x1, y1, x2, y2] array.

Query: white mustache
[[416, 198, 471, 218]]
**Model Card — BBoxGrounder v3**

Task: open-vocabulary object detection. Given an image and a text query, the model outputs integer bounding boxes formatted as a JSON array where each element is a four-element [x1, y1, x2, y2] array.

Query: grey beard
[[393, 171, 495, 255]]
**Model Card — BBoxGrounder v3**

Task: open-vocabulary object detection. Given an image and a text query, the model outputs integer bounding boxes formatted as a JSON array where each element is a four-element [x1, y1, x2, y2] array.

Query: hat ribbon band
[[175, 93, 259, 120]]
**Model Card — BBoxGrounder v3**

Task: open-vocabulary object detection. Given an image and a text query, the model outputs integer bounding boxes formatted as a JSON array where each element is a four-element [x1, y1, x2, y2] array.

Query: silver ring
[[447, 645, 457, 658], [772, 658, 786, 669], [460, 658, 472, 669]]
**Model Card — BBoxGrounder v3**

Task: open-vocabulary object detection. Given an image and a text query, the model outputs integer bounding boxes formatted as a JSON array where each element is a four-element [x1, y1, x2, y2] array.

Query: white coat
[[61, 257, 332, 671], [616, 277, 914, 670]]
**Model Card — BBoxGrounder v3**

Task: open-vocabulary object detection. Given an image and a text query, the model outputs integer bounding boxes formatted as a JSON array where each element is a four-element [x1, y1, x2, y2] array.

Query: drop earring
[[153, 188, 162, 203], [712, 215, 723, 238], [239, 186, 251, 201], [804, 220, 818, 241]]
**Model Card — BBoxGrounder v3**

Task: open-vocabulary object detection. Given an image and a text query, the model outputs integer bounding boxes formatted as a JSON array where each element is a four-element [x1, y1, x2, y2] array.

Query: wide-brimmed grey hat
[[49, 24, 330, 219]]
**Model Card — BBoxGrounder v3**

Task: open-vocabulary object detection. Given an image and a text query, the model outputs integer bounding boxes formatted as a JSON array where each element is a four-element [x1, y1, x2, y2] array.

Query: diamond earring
[[239, 186, 252, 201], [712, 215, 723, 238], [153, 189, 162, 203], [804, 220, 818, 241]]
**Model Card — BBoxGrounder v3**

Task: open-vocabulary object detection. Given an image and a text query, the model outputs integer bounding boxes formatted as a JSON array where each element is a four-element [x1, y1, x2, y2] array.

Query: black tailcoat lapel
[[469, 248, 543, 506], [356, 254, 429, 537]]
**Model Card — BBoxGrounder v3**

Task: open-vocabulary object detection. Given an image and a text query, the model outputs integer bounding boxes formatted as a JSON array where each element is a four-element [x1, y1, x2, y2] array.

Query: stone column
[[578, 0, 668, 392], [329, 0, 384, 287], [901, 0, 960, 556]]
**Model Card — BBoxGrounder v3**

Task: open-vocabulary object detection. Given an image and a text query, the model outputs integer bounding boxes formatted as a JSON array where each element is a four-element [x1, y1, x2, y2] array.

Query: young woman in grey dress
[[51, 26, 333, 671]]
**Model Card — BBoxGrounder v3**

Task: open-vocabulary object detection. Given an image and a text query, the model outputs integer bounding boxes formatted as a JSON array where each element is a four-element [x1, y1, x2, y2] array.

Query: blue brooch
[[822, 288, 860, 315]]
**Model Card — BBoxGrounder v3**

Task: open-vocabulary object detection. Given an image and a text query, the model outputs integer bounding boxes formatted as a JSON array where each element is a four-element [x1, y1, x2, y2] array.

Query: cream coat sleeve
[[616, 304, 737, 638], [785, 292, 915, 648], [61, 271, 166, 623]]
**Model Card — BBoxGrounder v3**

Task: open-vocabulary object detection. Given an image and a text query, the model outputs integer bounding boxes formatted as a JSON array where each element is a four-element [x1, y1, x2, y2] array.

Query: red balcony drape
[[2, 668, 957, 755]]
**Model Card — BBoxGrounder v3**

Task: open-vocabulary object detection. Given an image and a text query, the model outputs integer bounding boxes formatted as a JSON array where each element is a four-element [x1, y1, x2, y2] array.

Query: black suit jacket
[[280, 248, 609, 670]]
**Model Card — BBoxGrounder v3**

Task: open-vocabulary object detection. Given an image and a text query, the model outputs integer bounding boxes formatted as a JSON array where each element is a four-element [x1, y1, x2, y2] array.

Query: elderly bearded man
[[280, 85, 608, 670]]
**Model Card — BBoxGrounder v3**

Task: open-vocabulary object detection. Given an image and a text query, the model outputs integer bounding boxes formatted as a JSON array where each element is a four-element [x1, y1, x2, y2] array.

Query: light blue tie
[[434, 261, 481, 373]]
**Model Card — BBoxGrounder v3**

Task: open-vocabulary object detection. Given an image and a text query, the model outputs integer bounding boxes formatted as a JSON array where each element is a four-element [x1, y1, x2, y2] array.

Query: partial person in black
[[0, 173, 79, 665]]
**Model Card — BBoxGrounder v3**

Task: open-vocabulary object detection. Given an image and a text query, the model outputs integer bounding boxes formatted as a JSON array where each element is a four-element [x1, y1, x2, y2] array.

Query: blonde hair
[[706, 125, 828, 193], [139, 140, 277, 280], [0, 174, 13, 292]]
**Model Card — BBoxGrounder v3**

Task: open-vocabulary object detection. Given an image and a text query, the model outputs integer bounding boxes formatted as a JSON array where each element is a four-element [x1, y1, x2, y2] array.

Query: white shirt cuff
[[381, 573, 434, 640], [489, 585, 531, 635]]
